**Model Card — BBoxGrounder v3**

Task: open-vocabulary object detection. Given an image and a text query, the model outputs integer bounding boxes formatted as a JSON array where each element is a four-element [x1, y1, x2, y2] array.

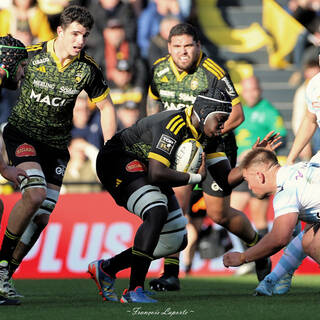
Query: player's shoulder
[[306, 72, 320, 92], [152, 55, 170, 69], [200, 55, 226, 80], [26, 41, 46, 57], [80, 51, 100, 69]]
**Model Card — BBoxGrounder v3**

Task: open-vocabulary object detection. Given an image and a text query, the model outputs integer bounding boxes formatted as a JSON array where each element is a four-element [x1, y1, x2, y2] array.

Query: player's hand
[[223, 251, 245, 267], [1, 165, 28, 189], [252, 131, 282, 152], [198, 152, 206, 181]]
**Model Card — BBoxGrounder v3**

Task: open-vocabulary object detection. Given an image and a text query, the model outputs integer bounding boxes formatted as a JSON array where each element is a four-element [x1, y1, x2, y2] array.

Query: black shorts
[[96, 137, 174, 207], [3, 123, 70, 186], [201, 132, 237, 198]]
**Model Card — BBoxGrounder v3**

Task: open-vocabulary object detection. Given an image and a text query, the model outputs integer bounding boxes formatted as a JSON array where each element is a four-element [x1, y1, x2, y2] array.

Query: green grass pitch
[[1, 275, 319, 320]]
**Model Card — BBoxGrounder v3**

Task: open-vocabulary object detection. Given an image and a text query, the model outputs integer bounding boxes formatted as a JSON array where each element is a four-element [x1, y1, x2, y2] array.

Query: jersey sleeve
[[273, 188, 300, 219], [148, 115, 185, 167], [84, 57, 110, 103], [148, 64, 160, 100], [215, 73, 241, 107]]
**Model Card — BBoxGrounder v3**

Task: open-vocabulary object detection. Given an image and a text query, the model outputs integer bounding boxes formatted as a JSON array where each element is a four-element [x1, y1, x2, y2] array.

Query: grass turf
[[1, 275, 319, 320]]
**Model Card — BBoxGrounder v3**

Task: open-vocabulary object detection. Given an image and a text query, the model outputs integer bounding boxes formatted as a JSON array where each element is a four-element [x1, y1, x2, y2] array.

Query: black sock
[[102, 247, 132, 278], [8, 258, 21, 278], [129, 248, 152, 290], [163, 257, 180, 278], [0, 229, 20, 263]]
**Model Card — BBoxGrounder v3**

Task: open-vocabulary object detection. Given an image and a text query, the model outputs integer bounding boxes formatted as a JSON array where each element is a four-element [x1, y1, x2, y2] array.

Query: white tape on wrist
[[188, 173, 202, 185]]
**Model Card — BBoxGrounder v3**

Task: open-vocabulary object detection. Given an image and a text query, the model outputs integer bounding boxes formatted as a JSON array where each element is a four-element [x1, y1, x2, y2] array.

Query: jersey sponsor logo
[[37, 66, 46, 73], [159, 89, 175, 98], [178, 93, 196, 103], [55, 165, 66, 176], [221, 76, 236, 96], [59, 86, 79, 95], [157, 67, 170, 77], [15, 143, 37, 157], [125, 160, 146, 173], [32, 57, 50, 65], [156, 134, 177, 155], [163, 101, 192, 110], [190, 79, 199, 90], [33, 79, 55, 90], [116, 178, 122, 187], [211, 182, 223, 192], [30, 89, 66, 106], [160, 76, 169, 82]]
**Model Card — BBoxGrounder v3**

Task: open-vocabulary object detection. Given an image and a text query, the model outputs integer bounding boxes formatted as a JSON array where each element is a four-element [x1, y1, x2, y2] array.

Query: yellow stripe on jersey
[[84, 54, 99, 68], [91, 87, 110, 103], [148, 152, 170, 167], [153, 56, 167, 65], [206, 152, 227, 166], [205, 58, 225, 77], [148, 86, 160, 100], [231, 96, 241, 106], [174, 122, 186, 135], [185, 106, 200, 140], [203, 61, 224, 80], [27, 43, 43, 52]]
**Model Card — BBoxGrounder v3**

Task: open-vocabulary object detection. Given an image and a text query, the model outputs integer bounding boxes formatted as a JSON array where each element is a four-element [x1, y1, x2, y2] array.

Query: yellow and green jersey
[[8, 39, 109, 149], [149, 51, 240, 110]]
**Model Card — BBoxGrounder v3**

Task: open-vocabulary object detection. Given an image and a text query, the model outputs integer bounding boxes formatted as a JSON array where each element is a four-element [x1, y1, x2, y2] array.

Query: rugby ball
[[172, 139, 203, 173]]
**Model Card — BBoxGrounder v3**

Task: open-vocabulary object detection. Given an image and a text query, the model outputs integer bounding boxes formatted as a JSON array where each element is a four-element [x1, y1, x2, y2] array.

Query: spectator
[[109, 59, 147, 126], [37, 0, 71, 33], [137, 0, 183, 59], [147, 15, 181, 68], [86, 0, 137, 61], [62, 137, 101, 194], [71, 91, 104, 149], [291, 58, 320, 160], [0, 0, 54, 45], [230, 75, 287, 275]]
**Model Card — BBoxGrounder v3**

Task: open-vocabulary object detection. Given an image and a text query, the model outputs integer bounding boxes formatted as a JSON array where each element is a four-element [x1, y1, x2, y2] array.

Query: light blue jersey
[[274, 162, 320, 223]]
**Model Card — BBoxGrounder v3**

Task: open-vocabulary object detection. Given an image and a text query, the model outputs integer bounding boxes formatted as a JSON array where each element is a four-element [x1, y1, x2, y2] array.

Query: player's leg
[[148, 184, 192, 291], [255, 228, 306, 296], [248, 196, 269, 238], [302, 223, 320, 263]]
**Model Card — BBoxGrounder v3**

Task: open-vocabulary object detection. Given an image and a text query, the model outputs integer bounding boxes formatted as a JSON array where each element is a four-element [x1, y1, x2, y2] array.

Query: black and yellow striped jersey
[[8, 39, 109, 149], [149, 51, 240, 111], [116, 106, 225, 168]]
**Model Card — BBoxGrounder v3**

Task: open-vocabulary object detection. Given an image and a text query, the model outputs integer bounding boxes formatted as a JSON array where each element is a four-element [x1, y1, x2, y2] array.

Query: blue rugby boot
[[120, 286, 158, 303], [88, 259, 118, 302], [272, 273, 293, 295]]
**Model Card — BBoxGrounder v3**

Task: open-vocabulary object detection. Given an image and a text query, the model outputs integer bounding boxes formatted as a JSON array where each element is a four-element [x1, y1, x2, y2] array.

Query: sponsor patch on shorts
[[156, 134, 176, 155], [15, 143, 36, 157], [126, 160, 146, 172]]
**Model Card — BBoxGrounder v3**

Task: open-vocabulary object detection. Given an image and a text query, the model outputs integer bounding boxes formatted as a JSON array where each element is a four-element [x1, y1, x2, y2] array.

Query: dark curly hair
[[59, 5, 94, 31]]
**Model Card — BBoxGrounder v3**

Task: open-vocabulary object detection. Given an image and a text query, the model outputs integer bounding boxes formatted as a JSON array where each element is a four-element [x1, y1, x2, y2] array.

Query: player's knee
[[127, 185, 168, 219], [22, 187, 47, 210], [207, 207, 229, 226], [153, 208, 188, 258]]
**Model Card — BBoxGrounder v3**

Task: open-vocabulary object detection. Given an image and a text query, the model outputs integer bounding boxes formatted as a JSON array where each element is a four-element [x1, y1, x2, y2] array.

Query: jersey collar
[[169, 51, 203, 82], [47, 39, 80, 72], [185, 106, 201, 140]]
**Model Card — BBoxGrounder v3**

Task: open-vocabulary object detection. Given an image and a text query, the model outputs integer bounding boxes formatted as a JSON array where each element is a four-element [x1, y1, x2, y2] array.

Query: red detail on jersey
[[15, 143, 36, 157], [312, 102, 320, 108], [126, 160, 146, 172]]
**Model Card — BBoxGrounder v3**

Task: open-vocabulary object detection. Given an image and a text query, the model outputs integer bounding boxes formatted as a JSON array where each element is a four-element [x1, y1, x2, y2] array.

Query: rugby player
[[223, 148, 320, 296], [0, 34, 29, 306], [147, 22, 271, 291], [88, 88, 277, 303], [0, 6, 116, 301]]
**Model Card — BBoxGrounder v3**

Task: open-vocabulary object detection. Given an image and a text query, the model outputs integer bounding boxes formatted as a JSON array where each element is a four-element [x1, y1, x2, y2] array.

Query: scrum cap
[[193, 88, 232, 132], [0, 34, 28, 80]]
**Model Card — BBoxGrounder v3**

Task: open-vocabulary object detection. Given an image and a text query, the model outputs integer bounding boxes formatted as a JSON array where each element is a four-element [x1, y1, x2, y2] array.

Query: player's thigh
[[303, 223, 320, 256], [230, 190, 250, 212]]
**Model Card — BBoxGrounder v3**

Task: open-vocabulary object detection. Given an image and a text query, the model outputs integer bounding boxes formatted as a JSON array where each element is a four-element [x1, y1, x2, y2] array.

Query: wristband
[[188, 173, 202, 185]]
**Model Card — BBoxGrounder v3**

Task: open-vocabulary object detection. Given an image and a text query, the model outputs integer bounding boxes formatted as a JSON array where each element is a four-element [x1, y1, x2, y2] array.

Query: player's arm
[[0, 155, 28, 188], [221, 101, 244, 134], [287, 109, 317, 165], [146, 93, 163, 116], [223, 213, 298, 267], [95, 94, 117, 142], [148, 158, 205, 187]]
